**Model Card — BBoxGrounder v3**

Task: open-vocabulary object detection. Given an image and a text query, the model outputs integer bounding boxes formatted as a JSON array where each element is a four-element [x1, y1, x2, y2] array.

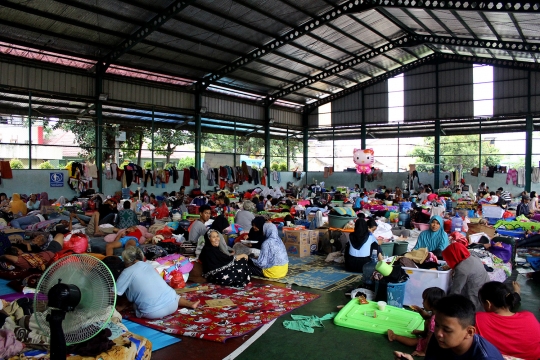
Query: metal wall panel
[[201, 96, 264, 121], [269, 108, 302, 127], [331, 91, 362, 126], [404, 64, 437, 121], [364, 81, 388, 124], [438, 62, 473, 119], [529, 71, 540, 113], [103, 79, 194, 109], [494, 67, 528, 116], [0, 61, 94, 96], [308, 107, 319, 127]]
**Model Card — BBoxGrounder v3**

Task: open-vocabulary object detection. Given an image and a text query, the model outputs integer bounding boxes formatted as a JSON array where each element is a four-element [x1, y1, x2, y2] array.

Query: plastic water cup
[[377, 301, 387, 311], [286, 221, 291, 226]]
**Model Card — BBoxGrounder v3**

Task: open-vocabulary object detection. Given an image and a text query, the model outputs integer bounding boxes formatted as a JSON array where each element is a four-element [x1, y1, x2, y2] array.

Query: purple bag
[[489, 240, 512, 263]]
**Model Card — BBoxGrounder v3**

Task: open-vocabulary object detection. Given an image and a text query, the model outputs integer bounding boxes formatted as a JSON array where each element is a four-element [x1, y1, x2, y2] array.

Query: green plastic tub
[[328, 214, 356, 228], [334, 299, 424, 337], [380, 242, 395, 257], [393, 241, 409, 256]]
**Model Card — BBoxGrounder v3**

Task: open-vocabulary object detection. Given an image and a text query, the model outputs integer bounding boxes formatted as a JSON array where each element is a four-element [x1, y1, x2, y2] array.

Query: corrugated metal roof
[[0, 0, 538, 111]]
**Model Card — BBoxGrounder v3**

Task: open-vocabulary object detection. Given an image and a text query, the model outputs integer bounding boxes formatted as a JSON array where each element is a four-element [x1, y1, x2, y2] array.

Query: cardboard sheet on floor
[[334, 300, 424, 338]]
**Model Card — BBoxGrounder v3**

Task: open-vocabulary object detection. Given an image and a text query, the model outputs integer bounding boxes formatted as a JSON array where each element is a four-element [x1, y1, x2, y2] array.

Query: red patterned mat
[[121, 283, 319, 342]]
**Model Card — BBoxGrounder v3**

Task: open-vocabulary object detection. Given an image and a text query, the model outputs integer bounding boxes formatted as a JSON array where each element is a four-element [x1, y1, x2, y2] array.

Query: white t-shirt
[[116, 261, 177, 318]]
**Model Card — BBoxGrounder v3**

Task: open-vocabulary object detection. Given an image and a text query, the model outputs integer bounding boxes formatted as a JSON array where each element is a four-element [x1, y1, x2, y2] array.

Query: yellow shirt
[[262, 263, 288, 279]]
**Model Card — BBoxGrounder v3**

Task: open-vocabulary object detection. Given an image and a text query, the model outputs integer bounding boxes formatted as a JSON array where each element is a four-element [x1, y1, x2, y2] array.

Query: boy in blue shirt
[[394, 294, 503, 360]]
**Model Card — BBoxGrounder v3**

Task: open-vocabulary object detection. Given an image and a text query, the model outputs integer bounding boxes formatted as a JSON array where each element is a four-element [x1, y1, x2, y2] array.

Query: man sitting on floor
[[0, 233, 65, 271], [394, 294, 503, 360]]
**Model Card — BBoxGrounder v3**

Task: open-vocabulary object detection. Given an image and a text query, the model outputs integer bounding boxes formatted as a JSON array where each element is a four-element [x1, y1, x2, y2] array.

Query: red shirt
[[427, 193, 438, 201], [476, 311, 540, 360]]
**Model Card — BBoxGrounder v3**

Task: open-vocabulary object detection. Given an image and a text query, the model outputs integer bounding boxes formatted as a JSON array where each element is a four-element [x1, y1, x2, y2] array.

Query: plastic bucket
[[387, 281, 407, 308], [468, 210, 476, 218], [328, 214, 356, 228], [375, 261, 393, 277], [393, 241, 409, 256], [380, 242, 395, 257]]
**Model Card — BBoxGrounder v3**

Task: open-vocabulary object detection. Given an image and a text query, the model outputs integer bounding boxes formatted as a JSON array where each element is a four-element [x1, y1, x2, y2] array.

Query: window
[[473, 65, 493, 117], [388, 74, 404, 123], [318, 103, 332, 127]]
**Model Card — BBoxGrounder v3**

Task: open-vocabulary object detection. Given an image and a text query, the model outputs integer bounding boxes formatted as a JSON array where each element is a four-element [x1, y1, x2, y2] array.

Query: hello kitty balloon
[[353, 148, 374, 174]]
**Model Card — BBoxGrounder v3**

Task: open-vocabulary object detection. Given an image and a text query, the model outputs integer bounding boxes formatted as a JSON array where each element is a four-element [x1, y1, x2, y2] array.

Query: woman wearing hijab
[[248, 216, 267, 250], [344, 217, 382, 273], [39, 192, 50, 209], [199, 229, 251, 287], [413, 215, 449, 258], [9, 193, 27, 218], [442, 242, 490, 311], [249, 223, 288, 279]]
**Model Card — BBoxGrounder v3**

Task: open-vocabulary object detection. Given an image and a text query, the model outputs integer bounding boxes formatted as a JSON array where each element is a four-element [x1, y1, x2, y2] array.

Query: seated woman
[[26, 194, 40, 211], [413, 215, 449, 258], [248, 223, 288, 279], [116, 247, 199, 319], [442, 242, 490, 311], [199, 229, 251, 287], [476, 281, 540, 359], [0, 233, 64, 271], [344, 217, 382, 273], [106, 226, 142, 256]]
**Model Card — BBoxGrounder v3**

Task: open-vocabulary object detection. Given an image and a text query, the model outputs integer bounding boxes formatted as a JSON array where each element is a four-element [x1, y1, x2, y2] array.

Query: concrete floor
[[151, 268, 540, 360]]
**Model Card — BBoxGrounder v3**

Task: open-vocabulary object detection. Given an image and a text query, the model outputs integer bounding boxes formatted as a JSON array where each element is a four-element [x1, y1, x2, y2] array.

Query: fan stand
[[47, 309, 67, 360]]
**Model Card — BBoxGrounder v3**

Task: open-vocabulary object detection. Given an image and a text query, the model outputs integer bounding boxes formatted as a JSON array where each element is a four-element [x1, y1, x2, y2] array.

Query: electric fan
[[33, 254, 116, 360]]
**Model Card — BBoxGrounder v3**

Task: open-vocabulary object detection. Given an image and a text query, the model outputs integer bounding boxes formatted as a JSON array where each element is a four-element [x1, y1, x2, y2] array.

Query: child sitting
[[388, 287, 445, 356], [394, 294, 503, 360]]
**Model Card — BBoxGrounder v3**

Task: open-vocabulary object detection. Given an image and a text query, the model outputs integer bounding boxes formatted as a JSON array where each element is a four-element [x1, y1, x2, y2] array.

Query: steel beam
[[306, 53, 438, 111], [201, 0, 376, 87], [420, 35, 540, 55], [272, 35, 414, 100], [101, 0, 196, 69]]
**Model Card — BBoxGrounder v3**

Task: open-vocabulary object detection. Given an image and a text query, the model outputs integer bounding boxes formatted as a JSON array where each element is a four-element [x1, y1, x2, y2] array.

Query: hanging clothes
[[517, 167, 525, 187], [532, 167, 540, 184], [183, 168, 191, 186], [506, 169, 518, 185]]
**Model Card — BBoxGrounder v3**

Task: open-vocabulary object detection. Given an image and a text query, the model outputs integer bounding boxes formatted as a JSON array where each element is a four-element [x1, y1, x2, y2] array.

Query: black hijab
[[199, 230, 234, 273], [210, 215, 229, 233], [348, 218, 370, 250], [248, 216, 266, 249]]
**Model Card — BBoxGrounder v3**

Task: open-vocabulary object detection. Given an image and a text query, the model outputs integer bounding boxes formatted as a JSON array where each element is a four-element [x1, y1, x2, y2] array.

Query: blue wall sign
[[50, 172, 64, 187]]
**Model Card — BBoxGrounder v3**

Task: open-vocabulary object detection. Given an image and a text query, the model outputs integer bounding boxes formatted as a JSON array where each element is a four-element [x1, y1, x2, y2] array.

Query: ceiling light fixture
[[98, 93, 109, 101]]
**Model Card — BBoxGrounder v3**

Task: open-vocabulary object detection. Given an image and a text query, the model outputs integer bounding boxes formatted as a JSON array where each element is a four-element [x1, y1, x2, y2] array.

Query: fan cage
[[34, 254, 117, 345]]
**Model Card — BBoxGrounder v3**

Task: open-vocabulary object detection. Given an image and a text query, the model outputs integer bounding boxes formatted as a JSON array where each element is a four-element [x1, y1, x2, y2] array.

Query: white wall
[[0, 169, 537, 200]]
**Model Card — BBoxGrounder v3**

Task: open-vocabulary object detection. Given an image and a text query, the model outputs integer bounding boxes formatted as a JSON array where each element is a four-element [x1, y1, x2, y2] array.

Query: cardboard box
[[284, 230, 310, 257], [308, 230, 319, 254], [283, 226, 306, 232]]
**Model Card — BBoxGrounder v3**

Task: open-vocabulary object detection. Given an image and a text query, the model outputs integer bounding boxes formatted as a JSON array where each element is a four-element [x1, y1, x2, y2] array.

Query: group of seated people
[[391, 281, 540, 360]]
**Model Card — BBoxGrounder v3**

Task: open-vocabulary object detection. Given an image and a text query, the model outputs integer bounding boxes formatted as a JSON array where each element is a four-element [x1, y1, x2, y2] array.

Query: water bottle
[[451, 214, 463, 233], [136, 200, 142, 213], [362, 250, 379, 287]]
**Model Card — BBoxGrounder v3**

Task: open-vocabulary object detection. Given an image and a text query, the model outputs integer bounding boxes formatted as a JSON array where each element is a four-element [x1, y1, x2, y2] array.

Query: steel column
[[302, 113, 309, 174], [361, 89, 366, 189], [95, 68, 104, 193], [434, 63, 440, 190], [151, 107, 155, 170], [28, 92, 32, 170], [526, 70, 533, 192], [195, 92, 202, 174]]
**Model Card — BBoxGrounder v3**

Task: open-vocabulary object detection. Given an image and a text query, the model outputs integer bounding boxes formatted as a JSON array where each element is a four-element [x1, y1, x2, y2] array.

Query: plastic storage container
[[402, 266, 452, 307], [482, 204, 504, 218], [495, 229, 526, 239], [328, 214, 356, 228], [387, 281, 407, 308], [398, 212, 410, 228], [393, 241, 409, 256], [380, 242, 395, 257]]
